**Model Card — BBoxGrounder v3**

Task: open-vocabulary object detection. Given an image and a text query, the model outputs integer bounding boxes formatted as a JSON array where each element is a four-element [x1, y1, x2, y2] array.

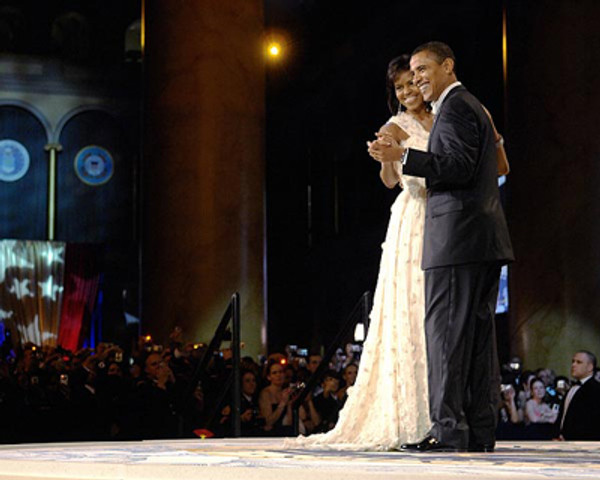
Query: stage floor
[[0, 438, 599, 480]]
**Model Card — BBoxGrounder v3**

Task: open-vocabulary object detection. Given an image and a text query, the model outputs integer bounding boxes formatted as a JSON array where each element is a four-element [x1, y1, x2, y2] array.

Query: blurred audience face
[[130, 363, 142, 379], [267, 363, 285, 388], [537, 368, 553, 386], [323, 375, 339, 394], [522, 373, 535, 397], [343, 364, 358, 387], [307, 355, 322, 374], [144, 353, 164, 381], [571, 352, 594, 380], [531, 379, 546, 401], [284, 365, 295, 385], [107, 362, 122, 377], [242, 371, 257, 396]]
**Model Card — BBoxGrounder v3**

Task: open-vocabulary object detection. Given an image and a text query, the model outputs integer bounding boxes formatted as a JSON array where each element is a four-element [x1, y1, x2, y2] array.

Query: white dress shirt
[[431, 81, 462, 115]]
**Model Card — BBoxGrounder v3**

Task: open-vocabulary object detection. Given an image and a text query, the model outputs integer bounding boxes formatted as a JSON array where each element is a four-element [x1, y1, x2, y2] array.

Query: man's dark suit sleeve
[[404, 98, 481, 185]]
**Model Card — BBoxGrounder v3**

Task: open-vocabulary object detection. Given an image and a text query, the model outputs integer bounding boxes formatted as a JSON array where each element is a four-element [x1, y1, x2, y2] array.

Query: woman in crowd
[[336, 363, 358, 407], [259, 361, 295, 436], [525, 378, 559, 425]]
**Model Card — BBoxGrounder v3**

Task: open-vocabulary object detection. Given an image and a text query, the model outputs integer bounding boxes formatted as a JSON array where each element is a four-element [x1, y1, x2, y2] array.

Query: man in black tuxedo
[[368, 41, 514, 452], [558, 351, 600, 440]]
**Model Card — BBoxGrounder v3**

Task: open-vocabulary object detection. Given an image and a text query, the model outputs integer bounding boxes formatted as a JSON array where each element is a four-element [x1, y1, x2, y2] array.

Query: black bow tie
[[571, 380, 582, 386]]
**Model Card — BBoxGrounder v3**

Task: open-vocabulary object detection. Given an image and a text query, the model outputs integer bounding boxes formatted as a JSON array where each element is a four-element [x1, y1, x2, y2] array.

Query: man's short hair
[[412, 41, 456, 71], [322, 369, 340, 382], [577, 350, 597, 369]]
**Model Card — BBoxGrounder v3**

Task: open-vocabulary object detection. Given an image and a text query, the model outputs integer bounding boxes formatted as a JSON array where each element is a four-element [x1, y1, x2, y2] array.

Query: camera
[[288, 382, 305, 394]]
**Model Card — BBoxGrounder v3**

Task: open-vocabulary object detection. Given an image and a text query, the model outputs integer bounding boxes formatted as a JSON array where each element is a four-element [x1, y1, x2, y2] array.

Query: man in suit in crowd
[[558, 350, 600, 440], [368, 41, 514, 452]]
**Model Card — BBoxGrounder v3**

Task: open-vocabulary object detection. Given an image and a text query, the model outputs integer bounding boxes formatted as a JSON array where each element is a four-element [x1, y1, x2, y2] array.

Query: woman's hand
[[368, 133, 404, 163]]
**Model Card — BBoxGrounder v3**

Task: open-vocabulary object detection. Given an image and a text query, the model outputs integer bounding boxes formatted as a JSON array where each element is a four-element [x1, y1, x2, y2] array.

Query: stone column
[[142, 0, 265, 357], [506, 0, 600, 372]]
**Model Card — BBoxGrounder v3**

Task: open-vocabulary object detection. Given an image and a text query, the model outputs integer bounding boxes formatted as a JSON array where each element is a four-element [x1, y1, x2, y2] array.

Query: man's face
[[242, 372, 257, 395], [571, 352, 594, 380], [410, 50, 453, 102], [323, 376, 339, 394], [144, 353, 164, 380], [343, 365, 358, 386], [308, 355, 322, 373]]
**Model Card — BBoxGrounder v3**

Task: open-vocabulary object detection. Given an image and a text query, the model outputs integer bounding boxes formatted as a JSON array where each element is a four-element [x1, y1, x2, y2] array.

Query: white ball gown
[[286, 111, 431, 450]]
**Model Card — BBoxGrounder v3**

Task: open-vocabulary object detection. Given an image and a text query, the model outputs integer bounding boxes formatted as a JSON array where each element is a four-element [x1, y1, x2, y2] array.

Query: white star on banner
[[8, 278, 34, 299], [0, 308, 13, 320], [39, 246, 65, 266], [37, 275, 64, 302], [15, 314, 41, 345]]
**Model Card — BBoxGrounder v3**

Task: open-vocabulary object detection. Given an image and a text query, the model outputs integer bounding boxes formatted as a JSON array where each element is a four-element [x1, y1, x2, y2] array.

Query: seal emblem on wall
[[74, 145, 114, 186], [0, 139, 30, 182]]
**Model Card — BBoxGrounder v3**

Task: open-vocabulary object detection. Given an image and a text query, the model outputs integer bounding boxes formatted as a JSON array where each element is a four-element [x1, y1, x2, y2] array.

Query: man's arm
[[403, 99, 480, 185]]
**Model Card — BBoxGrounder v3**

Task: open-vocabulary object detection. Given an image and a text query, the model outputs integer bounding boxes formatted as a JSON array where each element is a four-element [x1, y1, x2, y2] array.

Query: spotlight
[[263, 29, 289, 62], [268, 42, 281, 57]]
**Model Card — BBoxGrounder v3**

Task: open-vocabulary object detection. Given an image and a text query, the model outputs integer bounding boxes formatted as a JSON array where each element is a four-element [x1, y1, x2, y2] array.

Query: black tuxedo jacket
[[560, 378, 600, 440], [403, 85, 514, 269]]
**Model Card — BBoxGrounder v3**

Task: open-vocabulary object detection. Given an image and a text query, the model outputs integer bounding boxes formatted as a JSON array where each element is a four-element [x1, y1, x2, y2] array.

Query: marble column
[[142, 1, 265, 357]]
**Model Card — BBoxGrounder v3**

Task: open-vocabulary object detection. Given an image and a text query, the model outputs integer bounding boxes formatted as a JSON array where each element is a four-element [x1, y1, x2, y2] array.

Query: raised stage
[[0, 438, 599, 480]]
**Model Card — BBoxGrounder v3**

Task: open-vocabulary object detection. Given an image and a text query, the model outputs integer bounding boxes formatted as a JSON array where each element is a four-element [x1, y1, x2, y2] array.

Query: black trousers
[[424, 262, 501, 448]]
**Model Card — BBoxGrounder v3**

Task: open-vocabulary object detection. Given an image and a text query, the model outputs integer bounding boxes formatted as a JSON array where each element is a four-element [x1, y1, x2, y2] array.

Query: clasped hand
[[367, 132, 404, 163]]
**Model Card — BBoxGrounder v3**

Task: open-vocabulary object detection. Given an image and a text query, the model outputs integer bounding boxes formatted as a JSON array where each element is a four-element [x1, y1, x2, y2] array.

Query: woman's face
[[531, 380, 546, 400], [267, 364, 285, 387], [343, 365, 358, 386], [394, 70, 424, 112], [242, 372, 257, 395]]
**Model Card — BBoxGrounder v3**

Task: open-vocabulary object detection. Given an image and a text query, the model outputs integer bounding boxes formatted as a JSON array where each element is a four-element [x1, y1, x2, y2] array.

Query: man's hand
[[241, 409, 254, 422], [367, 132, 404, 163]]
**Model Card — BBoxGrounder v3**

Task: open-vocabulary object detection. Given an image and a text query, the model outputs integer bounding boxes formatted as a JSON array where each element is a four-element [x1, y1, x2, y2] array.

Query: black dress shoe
[[400, 435, 461, 452], [467, 444, 495, 453]]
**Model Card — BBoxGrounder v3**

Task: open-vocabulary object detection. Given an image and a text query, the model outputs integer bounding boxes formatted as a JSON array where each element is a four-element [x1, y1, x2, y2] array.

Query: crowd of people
[[0, 328, 598, 444], [497, 351, 600, 440]]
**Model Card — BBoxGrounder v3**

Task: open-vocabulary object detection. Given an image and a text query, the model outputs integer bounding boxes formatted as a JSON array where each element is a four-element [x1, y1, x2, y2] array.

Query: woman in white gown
[[286, 55, 433, 451]]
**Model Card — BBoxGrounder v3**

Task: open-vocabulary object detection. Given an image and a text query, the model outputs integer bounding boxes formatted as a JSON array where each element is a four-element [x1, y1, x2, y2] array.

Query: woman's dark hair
[[530, 377, 545, 393], [266, 359, 282, 376], [386, 54, 411, 115]]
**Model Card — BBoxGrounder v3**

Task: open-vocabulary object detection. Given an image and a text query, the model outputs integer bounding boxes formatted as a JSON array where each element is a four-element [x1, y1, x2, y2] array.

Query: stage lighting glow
[[268, 43, 281, 57]]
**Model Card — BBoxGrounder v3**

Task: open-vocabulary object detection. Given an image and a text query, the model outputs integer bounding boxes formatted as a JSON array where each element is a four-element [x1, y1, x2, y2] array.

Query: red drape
[[57, 244, 100, 351]]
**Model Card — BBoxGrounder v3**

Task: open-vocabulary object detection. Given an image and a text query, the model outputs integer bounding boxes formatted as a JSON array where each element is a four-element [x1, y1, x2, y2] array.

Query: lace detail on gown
[[285, 112, 430, 451]]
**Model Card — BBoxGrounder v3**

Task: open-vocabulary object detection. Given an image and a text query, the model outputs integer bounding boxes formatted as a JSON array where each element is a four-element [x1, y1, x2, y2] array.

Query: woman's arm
[[482, 105, 510, 176], [524, 399, 538, 424], [299, 396, 320, 433], [258, 388, 288, 429], [503, 386, 522, 423], [377, 122, 409, 189]]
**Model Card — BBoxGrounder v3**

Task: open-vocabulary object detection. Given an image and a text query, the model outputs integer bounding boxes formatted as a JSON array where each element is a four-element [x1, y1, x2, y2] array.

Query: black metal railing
[[291, 291, 372, 435], [186, 292, 241, 436]]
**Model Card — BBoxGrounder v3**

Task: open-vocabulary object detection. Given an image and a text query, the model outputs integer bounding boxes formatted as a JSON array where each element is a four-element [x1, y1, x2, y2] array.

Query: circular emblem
[[74, 145, 114, 186], [0, 139, 30, 182]]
